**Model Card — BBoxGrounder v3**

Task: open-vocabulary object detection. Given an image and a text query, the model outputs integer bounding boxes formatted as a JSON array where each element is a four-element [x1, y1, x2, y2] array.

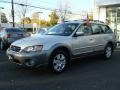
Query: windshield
[[46, 23, 79, 36]]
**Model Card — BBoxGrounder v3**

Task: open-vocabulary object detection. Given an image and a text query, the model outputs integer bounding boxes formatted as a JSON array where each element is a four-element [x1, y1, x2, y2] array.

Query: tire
[[49, 50, 69, 73], [103, 44, 113, 59]]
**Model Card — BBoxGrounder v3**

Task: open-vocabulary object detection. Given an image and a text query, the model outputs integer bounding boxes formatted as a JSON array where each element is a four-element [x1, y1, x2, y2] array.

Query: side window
[[77, 23, 92, 35], [91, 24, 102, 34], [101, 25, 113, 34]]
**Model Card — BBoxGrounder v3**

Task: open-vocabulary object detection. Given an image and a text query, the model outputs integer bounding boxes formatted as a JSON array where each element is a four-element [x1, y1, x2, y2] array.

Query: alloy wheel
[[53, 53, 66, 72], [105, 46, 112, 59]]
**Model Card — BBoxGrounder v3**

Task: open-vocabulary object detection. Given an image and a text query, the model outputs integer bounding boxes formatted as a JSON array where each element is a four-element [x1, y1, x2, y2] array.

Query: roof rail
[[60, 19, 105, 24], [91, 20, 104, 23]]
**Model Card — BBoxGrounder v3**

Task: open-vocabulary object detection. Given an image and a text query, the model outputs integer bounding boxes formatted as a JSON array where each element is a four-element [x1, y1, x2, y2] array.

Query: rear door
[[100, 25, 114, 46], [91, 23, 106, 51]]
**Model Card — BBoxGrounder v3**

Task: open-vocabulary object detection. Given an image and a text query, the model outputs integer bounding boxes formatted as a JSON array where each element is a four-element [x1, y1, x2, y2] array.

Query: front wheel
[[49, 50, 69, 73], [103, 45, 113, 59]]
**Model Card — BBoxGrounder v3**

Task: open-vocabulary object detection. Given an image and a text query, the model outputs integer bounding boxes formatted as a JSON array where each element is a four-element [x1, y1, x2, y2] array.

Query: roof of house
[[0, 23, 33, 28]]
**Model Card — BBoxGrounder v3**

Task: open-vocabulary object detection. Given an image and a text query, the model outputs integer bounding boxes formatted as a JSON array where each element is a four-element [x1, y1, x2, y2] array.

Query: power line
[[0, 0, 82, 15], [0, 1, 74, 13], [0, 0, 55, 11], [36, 0, 56, 5]]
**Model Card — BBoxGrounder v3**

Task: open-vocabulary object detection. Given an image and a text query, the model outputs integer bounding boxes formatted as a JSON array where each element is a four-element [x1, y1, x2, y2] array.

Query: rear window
[[6, 28, 24, 33]]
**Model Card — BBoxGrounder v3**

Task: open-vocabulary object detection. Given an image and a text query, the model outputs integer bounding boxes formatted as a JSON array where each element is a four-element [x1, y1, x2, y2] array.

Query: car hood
[[11, 35, 69, 49]]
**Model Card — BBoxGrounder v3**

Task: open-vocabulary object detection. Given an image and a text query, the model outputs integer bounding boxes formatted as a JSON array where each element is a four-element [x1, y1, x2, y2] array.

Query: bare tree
[[58, 0, 70, 22], [15, 0, 29, 29]]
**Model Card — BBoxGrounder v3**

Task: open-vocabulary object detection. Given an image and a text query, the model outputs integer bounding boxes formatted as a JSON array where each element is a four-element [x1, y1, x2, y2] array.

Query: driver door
[[72, 24, 95, 56]]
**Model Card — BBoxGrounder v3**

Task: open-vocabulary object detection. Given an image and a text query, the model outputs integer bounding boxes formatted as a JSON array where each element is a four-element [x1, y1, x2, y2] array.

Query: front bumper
[[7, 48, 49, 67]]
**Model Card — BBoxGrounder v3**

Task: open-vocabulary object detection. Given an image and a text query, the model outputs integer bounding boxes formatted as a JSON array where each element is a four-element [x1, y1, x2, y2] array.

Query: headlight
[[23, 45, 43, 52]]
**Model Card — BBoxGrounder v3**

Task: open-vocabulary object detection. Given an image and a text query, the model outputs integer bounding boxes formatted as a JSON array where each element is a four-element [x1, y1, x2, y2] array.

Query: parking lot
[[0, 48, 120, 90]]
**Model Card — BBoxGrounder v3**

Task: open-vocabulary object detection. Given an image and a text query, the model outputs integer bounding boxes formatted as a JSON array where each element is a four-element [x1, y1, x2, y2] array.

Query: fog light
[[25, 60, 35, 67]]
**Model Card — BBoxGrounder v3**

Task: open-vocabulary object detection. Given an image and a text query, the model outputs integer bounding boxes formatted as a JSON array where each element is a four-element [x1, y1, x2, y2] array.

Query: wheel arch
[[106, 41, 114, 51], [48, 45, 72, 61]]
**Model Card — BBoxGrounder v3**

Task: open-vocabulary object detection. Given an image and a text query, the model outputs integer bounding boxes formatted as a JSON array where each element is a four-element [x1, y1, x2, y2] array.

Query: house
[[94, 0, 120, 41]]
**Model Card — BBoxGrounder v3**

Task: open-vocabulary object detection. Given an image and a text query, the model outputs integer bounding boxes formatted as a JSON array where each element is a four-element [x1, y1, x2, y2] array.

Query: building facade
[[95, 0, 120, 41]]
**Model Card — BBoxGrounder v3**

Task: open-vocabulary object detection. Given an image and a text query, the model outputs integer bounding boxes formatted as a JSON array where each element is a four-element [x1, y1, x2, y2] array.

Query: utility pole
[[11, 0, 15, 27]]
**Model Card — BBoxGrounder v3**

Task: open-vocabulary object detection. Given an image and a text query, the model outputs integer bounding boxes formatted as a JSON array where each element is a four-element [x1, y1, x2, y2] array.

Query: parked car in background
[[7, 20, 116, 73], [35, 28, 47, 35], [35, 27, 51, 35], [30, 27, 50, 36], [0, 28, 29, 49]]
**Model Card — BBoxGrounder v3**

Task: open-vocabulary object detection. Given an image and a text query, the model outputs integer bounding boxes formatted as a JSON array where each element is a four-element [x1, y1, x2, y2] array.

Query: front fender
[[46, 43, 72, 60]]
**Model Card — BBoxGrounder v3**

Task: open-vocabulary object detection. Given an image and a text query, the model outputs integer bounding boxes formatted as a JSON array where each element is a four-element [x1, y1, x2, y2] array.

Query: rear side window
[[91, 24, 102, 34], [100, 25, 113, 34]]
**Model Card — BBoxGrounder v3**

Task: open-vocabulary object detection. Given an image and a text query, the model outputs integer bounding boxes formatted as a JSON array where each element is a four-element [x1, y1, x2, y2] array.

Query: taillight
[[7, 34, 11, 38]]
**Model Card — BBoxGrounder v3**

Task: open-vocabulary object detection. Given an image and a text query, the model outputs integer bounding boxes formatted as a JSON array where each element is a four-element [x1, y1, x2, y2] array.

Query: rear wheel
[[103, 44, 113, 59], [49, 50, 69, 73]]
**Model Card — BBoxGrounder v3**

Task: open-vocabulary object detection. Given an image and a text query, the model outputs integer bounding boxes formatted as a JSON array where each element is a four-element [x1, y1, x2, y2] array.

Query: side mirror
[[74, 32, 84, 37]]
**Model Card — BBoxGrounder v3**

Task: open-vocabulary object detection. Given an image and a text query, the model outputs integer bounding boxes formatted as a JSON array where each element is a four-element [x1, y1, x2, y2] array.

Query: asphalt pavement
[[0, 48, 120, 90]]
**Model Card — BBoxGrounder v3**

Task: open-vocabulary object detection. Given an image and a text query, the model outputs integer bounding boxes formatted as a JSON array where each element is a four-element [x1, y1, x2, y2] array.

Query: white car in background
[[35, 27, 51, 35]]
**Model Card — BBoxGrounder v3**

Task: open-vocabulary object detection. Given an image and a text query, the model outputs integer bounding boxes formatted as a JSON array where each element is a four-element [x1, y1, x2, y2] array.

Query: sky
[[0, 0, 94, 22]]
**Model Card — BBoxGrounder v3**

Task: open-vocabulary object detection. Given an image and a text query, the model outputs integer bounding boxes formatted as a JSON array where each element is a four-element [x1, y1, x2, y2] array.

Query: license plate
[[8, 55, 13, 60]]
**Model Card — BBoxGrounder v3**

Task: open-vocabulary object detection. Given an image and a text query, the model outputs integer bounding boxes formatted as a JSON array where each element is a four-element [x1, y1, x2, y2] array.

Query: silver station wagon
[[7, 20, 117, 73]]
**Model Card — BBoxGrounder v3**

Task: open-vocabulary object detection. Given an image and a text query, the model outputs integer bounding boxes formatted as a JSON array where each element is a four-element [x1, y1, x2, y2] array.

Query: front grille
[[10, 45, 21, 52]]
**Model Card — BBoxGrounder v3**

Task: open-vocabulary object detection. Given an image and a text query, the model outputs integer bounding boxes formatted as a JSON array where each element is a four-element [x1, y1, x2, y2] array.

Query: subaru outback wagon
[[7, 21, 116, 73]]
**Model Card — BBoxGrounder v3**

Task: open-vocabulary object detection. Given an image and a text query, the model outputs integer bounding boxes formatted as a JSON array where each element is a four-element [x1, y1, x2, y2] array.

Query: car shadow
[[13, 54, 108, 76]]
